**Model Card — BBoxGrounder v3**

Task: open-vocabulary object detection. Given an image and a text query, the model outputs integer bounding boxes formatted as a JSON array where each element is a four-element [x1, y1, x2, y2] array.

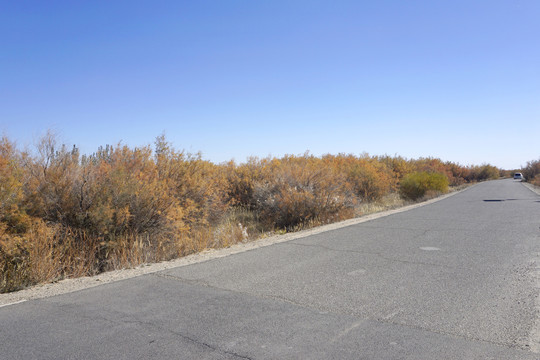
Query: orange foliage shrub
[[1, 133, 234, 291], [0, 137, 29, 234], [225, 157, 263, 209], [251, 155, 355, 229], [347, 159, 394, 201], [377, 155, 412, 184], [465, 164, 500, 182], [322, 154, 396, 201]]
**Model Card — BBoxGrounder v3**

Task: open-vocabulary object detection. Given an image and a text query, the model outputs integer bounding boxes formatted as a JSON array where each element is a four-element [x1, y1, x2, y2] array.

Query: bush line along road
[[0, 179, 539, 359], [1, 134, 508, 293]]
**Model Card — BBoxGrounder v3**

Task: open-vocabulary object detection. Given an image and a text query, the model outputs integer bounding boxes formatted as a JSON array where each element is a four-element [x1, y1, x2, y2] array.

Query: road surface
[[1, 179, 539, 359]]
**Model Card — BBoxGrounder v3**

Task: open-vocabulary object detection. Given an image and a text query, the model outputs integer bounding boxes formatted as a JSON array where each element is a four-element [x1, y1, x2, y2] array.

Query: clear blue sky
[[1, 1, 539, 169]]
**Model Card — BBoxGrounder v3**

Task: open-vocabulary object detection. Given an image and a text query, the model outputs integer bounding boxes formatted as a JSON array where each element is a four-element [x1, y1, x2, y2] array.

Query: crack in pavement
[[283, 241, 456, 269], [359, 225, 476, 232], [138, 323, 255, 360], [154, 272, 214, 288], [149, 272, 531, 353], [375, 316, 531, 353], [56, 302, 254, 360], [152, 273, 321, 310]]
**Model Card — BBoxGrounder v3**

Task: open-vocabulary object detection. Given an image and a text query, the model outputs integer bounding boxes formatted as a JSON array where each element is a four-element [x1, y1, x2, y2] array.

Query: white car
[[513, 172, 524, 181]]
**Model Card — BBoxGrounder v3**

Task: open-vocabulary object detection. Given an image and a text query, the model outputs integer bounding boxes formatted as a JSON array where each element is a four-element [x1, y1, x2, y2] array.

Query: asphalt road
[[1, 179, 540, 359]]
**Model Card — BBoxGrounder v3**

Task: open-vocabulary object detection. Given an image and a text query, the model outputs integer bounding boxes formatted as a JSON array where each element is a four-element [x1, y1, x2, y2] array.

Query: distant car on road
[[513, 172, 524, 181]]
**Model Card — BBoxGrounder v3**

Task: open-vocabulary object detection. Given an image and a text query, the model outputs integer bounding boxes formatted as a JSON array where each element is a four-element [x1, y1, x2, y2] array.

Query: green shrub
[[399, 172, 449, 201]]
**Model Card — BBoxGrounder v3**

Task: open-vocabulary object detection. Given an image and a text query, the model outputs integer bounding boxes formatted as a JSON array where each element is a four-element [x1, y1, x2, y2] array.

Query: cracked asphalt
[[1, 179, 540, 359]]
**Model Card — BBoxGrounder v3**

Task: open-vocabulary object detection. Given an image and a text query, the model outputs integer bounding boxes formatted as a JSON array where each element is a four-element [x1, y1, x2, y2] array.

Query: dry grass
[[355, 193, 406, 217]]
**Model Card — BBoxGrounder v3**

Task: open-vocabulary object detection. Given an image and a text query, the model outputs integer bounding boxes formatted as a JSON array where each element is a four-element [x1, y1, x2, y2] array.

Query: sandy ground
[[0, 187, 471, 307]]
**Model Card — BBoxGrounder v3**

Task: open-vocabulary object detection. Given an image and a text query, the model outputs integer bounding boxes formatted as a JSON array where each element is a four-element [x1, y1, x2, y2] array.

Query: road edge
[[522, 181, 540, 196]]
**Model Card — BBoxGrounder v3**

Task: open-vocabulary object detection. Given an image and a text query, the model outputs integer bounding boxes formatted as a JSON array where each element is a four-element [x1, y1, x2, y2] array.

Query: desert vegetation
[[0, 133, 502, 292], [522, 158, 540, 186], [399, 172, 449, 201]]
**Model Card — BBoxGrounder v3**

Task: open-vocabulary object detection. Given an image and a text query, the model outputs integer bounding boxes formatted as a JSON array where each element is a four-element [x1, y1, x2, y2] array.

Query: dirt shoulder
[[522, 181, 540, 196]]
